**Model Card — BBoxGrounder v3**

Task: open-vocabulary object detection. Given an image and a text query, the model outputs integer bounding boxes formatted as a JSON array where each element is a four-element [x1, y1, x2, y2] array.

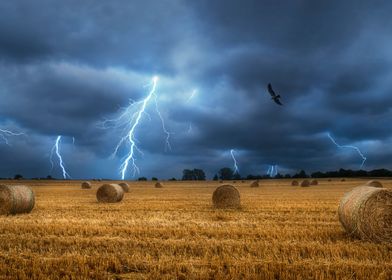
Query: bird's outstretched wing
[[274, 98, 283, 106], [267, 83, 276, 97]]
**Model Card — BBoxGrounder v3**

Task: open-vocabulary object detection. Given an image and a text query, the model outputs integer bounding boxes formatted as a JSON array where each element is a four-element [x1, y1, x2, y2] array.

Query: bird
[[267, 83, 283, 105]]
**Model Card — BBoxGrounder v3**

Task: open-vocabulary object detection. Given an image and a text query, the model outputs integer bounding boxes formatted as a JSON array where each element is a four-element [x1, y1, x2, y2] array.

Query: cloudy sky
[[0, 1, 391, 179]]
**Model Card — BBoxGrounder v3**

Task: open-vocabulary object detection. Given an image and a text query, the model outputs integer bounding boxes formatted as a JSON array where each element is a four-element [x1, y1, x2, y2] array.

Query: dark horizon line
[[3, 167, 392, 181]]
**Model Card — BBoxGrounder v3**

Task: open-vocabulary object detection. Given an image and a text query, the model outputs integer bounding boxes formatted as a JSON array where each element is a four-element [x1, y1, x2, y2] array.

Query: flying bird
[[267, 83, 283, 105]]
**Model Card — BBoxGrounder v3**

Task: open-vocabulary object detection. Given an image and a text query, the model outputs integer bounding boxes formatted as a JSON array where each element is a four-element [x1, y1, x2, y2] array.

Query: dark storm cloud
[[0, 0, 193, 71], [0, 0, 392, 179]]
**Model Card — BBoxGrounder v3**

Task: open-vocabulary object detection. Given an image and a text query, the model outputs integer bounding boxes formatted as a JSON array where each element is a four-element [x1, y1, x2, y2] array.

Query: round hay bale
[[328, 179, 332, 182], [81, 181, 92, 189], [365, 180, 383, 188], [118, 182, 130, 193], [96, 184, 124, 203], [310, 179, 318, 185], [301, 180, 310, 187], [219, 180, 223, 183], [0, 185, 35, 215], [155, 182, 163, 188], [338, 186, 392, 242], [250, 180, 259, 188], [341, 178, 346, 182], [212, 185, 240, 209], [291, 180, 299, 186]]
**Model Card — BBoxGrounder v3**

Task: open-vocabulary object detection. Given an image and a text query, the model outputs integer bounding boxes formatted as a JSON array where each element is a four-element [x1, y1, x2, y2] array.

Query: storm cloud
[[0, 0, 392, 179]]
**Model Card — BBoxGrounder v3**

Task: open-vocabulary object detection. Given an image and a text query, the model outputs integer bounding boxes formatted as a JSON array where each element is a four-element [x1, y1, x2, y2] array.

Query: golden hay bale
[[341, 178, 346, 182], [0, 185, 35, 215], [310, 179, 318, 185], [96, 184, 124, 203], [250, 180, 259, 188], [301, 180, 310, 187], [118, 182, 130, 193], [365, 180, 383, 188], [212, 185, 240, 209], [155, 182, 163, 188], [81, 181, 92, 189], [291, 180, 299, 186], [338, 186, 392, 242]]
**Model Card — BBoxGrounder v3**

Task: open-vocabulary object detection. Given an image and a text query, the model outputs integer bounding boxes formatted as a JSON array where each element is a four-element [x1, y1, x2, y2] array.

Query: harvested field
[[0, 179, 391, 279]]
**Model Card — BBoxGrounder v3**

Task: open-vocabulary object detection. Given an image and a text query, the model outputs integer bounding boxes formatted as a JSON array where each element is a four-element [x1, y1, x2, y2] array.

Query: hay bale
[[338, 186, 392, 242], [155, 182, 163, 188], [328, 179, 332, 182], [301, 180, 310, 187], [291, 180, 299, 186], [310, 179, 318, 185], [0, 185, 35, 215], [250, 180, 259, 188], [212, 185, 240, 209], [96, 184, 124, 203], [118, 182, 130, 193], [365, 180, 383, 188], [341, 178, 346, 182], [81, 181, 92, 189]]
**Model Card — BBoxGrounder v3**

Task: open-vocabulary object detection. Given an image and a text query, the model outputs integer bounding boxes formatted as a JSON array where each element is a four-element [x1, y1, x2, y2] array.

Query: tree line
[[5, 168, 392, 181]]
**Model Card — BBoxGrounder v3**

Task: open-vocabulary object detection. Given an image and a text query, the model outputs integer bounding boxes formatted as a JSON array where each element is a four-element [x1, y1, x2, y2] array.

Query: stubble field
[[0, 179, 391, 279]]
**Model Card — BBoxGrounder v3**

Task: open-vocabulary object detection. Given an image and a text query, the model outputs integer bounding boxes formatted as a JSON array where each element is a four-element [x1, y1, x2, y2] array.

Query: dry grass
[[0, 179, 391, 279]]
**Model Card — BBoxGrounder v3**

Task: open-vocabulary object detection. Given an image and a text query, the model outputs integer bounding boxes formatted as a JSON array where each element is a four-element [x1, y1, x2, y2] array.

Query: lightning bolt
[[186, 89, 198, 103], [274, 165, 278, 176], [154, 92, 171, 151], [327, 133, 367, 169], [0, 128, 24, 145], [230, 149, 239, 174], [267, 165, 272, 176], [102, 76, 171, 179], [50, 135, 71, 179], [267, 165, 278, 177]]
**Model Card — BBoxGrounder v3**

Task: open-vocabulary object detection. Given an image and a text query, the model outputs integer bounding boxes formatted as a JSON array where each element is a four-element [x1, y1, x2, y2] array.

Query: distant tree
[[356, 170, 368, 177], [46, 175, 54, 180], [182, 169, 206, 180], [368, 168, 392, 177], [169, 177, 177, 181], [151, 177, 158, 181], [284, 174, 291, 178], [275, 173, 283, 179], [311, 171, 325, 178], [138, 177, 147, 181], [292, 170, 308, 178], [233, 173, 242, 180], [213, 174, 219, 181], [218, 167, 234, 180], [193, 169, 206, 181], [14, 174, 23, 180], [182, 169, 195, 180]]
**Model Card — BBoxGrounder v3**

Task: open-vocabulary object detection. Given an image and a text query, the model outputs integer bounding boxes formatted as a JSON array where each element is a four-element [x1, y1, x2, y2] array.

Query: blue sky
[[0, 1, 391, 179]]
